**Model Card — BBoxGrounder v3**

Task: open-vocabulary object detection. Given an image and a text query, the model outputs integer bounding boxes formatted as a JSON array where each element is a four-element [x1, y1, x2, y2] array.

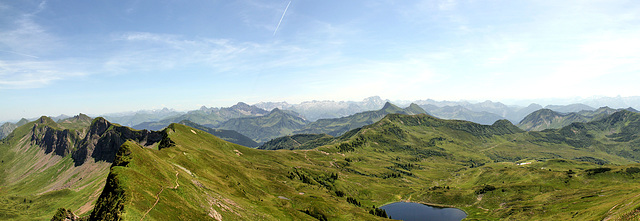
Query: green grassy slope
[[0, 116, 166, 220], [0, 117, 110, 220], [88, 113, 640, 220], [258, 134, 334, 150], [90, 124, 378, 220]]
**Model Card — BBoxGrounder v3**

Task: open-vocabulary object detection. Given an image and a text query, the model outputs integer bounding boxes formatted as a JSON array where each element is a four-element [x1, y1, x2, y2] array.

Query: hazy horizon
[[2, 1, 639, 122], [3, 95, 640, 123]]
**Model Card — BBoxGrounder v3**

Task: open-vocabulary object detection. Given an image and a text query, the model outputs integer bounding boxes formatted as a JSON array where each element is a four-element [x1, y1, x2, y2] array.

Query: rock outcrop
[[28, 116, 164, 166]]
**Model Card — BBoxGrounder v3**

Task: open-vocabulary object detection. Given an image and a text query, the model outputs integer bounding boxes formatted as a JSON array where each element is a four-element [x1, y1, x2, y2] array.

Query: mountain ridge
[[517, 107, 632, 131], [214, 108, 308, 144], [293, 102, 427, 136]]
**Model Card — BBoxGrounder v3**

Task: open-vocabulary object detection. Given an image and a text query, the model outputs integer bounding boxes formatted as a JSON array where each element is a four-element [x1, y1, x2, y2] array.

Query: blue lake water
[[379, 202, 467, 221]]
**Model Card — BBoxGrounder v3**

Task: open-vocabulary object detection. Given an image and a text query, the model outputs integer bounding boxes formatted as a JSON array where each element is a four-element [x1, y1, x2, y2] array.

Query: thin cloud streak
[[0, 60, 86, 89], [273, 1, 291, 36]]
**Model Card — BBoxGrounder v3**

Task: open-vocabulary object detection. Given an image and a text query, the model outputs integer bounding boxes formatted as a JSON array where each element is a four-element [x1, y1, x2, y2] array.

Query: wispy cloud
[[104, 31, 344, 75], [0, 0, 78, 89], [0, 0, 57, 56], [0, 60, 86, 89]]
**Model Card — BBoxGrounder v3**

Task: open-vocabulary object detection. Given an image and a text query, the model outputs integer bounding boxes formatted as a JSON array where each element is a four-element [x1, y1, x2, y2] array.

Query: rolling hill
[[258, 133, 334, 150]]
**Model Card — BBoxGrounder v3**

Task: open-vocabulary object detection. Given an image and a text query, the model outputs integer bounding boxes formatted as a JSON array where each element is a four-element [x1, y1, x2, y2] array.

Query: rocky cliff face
[[30, 124, 76, 157], [28, 116, 164, 166], [73, 117, 164, 166]]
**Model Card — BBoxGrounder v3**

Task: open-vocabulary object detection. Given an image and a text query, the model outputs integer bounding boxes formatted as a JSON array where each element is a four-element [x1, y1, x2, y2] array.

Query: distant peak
[[231, 102, 253, 110], [364, 96, 382, 101], [38, 116, 53, 123], [75, 113, 91, 119], [17, 118, 29, 126], [527, 103, 543, 108], [382, 102, 394, 109]]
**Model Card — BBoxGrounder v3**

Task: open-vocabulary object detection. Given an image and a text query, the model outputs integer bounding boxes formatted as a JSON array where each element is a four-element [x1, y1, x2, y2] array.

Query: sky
[[1, 0, 640, 122]]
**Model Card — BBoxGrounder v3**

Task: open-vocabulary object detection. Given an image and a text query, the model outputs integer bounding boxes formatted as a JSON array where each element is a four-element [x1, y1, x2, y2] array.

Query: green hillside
[[258, 134, 334, 150], [0, 116, 164, 220], [4, 111, 640, 220], [294, 102, 426, 136], [85, 112, 640, 220]]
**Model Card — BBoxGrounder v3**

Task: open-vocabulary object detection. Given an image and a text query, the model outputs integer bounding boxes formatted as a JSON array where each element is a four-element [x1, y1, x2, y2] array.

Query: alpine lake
[[379, 202, 467, 221]]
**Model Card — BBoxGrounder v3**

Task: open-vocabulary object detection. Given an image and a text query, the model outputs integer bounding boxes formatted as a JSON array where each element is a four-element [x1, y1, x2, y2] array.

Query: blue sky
[[1, 0, 640, 121]]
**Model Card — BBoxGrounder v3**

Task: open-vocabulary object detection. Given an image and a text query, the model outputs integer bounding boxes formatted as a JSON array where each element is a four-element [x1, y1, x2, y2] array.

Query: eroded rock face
[[73, 118, 164, 166], [31, 125, 75, 157], [29, 116, 165, 166]]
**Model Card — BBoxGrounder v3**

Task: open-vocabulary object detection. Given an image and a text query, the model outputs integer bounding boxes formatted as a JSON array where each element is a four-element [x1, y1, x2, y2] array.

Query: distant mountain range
[[4, 96, 640, 147], [214, 108, 308, 144], [517, 107, 638, 131], [0, 118, 28, 139], [131, 102, 269, 131], [102, 108, 183, 127], [294, 102, 426, 136], [178, 120, 259, 147], [254, 96, 390, 121]]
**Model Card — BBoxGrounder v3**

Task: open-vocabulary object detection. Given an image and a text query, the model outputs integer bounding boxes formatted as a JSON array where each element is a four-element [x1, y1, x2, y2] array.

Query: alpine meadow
[[2, 1, 640, 221]]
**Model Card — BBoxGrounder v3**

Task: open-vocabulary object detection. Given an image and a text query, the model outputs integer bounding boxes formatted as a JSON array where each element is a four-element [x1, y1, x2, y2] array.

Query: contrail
[[273, 1, 291, 36]]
